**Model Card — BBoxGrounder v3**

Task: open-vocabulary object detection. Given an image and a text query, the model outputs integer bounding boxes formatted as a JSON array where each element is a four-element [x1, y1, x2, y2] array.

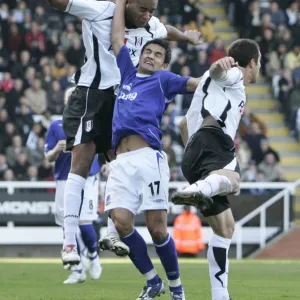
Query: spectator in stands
[[26, 123, 45, 151], [0, 38, 9, 73], [3, 169, 15, 181], [286, 0, 298, 26], [38, 159, 54, 181], [266, 43, 289, 78], [5, 135, 28, 167], [269, 0, 286, 26], [243, 121, 267, 164], [51, 51, 69, 80], [173, 205, 205, 257], [0, 154, 8, 179], [236, 140, 252, 171], [24, 78, 47, 114], [47, 80, 64, 115], [28, 137, 45, 167], [12, 152, 30, 181], [278, 68, 293, 119], [189, 11, 215, 42], [190, 50, 210, 78], [5, 79, 24, 119], [25, 21, 46, 63], [15, 104, 34, 141], [60, 22, 80, 51], [258, 153, 284, 182], [239, 107, 267, 137], [258, 138, 280, 164], [207, 36, 226, 64], [286, 44, 300, 70], [26, 165, 39, 181]]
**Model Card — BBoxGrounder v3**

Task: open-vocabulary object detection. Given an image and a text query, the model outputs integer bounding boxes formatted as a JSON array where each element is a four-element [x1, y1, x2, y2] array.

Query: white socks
[[107, 216, 118, 234], [63, 173, 86, 248], [207, 234, 231, 300], [185, 174, 232, 197]]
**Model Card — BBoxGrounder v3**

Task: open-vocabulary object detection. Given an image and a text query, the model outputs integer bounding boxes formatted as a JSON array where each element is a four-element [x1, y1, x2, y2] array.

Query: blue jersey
[[45, 120, 100, 180], [112, 45, 190, 152]]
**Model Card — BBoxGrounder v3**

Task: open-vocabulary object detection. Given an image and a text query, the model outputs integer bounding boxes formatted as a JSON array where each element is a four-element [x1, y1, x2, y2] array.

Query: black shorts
[[63, 86, 115, 154], [181, 126, 240, 217]]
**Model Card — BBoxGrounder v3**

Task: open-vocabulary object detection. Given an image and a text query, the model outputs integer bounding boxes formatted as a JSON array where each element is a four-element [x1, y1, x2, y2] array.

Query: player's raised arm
[[46, 0, 114, 21], [209, 56, 239, 81], [166, 26, 201, 45], [111, 0, 127, 56]]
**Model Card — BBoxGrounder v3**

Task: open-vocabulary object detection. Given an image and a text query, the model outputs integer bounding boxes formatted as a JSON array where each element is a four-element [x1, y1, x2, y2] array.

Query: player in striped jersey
[[45, 0, 201, 265], [171, 39, 261, 300]]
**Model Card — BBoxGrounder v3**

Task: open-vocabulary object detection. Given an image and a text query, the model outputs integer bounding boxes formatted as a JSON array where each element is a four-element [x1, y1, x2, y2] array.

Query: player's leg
[[111, 208, 165, 299], [98, 216, 130, 257], [145, 210, 185, 300], [79, 174, 102, 280], [173, 169, 240, 206], [204, 204, 235, 300], [55, 180, 86, 283], [142, 149, 184, 299], [61, 87, 105, 265], [105, 152, 165, 299]]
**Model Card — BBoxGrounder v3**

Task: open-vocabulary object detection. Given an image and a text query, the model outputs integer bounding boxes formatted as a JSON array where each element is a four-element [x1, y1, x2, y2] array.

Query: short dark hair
[[141, 38, 172, 64], [228, 39, 260, 68]]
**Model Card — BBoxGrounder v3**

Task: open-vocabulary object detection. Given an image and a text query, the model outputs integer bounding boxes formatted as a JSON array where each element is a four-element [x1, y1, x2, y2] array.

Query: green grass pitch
[[0, 258, 299, 300]]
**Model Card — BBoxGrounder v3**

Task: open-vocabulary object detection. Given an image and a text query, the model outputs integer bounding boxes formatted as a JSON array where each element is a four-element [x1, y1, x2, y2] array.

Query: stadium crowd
[[0, 0, 293, 192]]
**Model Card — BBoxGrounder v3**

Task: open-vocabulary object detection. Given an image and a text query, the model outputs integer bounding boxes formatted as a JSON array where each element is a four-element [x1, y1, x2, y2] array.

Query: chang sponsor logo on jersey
[[118, 91, 138, 101]]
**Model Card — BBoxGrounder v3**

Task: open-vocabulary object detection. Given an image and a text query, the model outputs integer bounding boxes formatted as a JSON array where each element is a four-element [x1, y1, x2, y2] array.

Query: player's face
[[127, 0, 157, 27], [139, 43, 168, 74], [250, 51, 261, 83]]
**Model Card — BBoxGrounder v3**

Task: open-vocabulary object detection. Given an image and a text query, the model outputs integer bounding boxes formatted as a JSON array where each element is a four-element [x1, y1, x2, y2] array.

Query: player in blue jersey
[[45, 88, 102, 284], [103, 1, 203, 299]]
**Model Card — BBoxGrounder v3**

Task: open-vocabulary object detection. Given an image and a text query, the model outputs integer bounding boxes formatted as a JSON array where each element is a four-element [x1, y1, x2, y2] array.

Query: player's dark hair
[[141, 39, 172, 64], [228, 39, 260, 68]]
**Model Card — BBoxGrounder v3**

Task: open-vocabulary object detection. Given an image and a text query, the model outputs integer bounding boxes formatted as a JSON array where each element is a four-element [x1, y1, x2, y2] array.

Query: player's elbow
[[46, 0, 68, 10], [45, 153, 55, 163]]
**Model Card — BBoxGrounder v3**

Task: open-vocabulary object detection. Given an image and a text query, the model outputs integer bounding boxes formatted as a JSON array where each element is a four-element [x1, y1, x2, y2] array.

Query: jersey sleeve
[[65, 0, 114, 22], [159, 71, 190, 101], [45, 122, 58, 154], [151, 17, 168, 39], [116, 45, 136, 85], [214, 67, 243, 88]]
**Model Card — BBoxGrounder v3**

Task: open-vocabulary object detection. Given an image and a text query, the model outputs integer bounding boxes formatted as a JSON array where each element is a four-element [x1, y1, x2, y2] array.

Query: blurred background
[[0, 0, 300, 260]]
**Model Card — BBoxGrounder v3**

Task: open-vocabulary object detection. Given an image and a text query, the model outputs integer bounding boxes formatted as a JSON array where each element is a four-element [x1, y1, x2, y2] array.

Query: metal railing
[[235, 179, 300, 259]]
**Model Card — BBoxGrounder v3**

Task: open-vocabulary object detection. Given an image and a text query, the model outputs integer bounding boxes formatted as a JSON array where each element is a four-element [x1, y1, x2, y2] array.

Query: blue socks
[[154, 234, 182, 292], [79, 224, 98, 260], [122, 229, 160, 285]]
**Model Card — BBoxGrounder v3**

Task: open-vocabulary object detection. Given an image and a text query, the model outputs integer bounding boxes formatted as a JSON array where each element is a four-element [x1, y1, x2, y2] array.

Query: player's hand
[[216, 56, 238, 70], [184, 30, 201, 45], [55, 140, 66, 153]]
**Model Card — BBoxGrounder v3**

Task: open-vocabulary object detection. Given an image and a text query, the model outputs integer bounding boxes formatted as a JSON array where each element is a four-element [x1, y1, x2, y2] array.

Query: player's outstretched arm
[[46, 0, 69, 10], [111, 0, 126, 56], [186, 77, 202, 92], [209, 56, 238, 81], [166, 26, 201, 45]]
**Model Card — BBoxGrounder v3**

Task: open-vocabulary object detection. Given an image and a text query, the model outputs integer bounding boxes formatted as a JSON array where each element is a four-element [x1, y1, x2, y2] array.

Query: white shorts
[[55, 174, 99, 226], [105, 147, 170, 215]]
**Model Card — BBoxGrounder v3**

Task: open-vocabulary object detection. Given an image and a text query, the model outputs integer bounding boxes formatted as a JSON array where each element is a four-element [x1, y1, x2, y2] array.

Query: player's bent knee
[[110, 210, 134, 238], [149, 228, 167, 244]]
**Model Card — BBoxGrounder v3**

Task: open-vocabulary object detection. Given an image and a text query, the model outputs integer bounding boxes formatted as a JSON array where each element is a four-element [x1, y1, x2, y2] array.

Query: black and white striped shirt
[[65, 0, 167, 90], [186, 68, 246, 141]]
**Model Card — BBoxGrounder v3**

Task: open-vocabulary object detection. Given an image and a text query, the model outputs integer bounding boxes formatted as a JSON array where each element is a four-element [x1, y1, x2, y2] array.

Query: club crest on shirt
[[135, 37, 143, 47], [85, 120, 93, 132]]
